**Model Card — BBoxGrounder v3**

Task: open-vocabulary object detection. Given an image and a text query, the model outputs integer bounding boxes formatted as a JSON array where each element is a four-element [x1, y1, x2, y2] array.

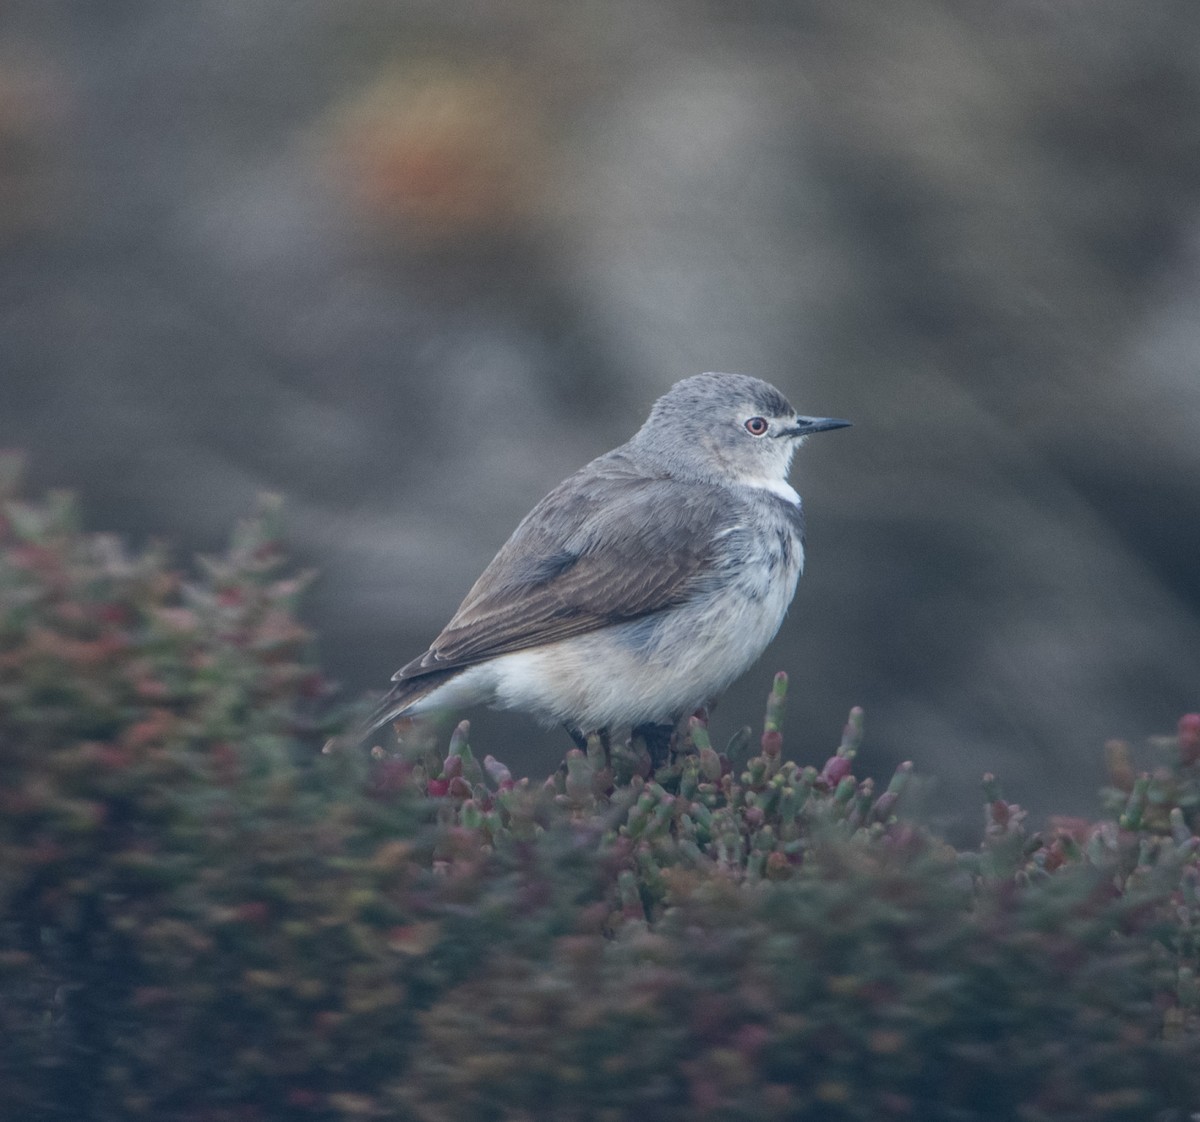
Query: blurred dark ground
[[2, 0, 1198, 831]]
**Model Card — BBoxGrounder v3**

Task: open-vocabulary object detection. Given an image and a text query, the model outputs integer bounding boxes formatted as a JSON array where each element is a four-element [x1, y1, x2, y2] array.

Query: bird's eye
[[744, 416, 769, 437]]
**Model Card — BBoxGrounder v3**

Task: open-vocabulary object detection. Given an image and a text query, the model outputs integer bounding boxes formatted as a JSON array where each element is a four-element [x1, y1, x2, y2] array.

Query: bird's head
[[631, 371, 850, 488]]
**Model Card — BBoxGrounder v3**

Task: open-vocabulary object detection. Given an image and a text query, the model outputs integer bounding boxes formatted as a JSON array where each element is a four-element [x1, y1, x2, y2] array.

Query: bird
[[346, 372, 849, 762]]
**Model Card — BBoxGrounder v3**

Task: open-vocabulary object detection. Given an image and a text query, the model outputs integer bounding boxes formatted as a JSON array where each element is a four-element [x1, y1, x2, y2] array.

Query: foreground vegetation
[[1, 465, 1198, 1120]]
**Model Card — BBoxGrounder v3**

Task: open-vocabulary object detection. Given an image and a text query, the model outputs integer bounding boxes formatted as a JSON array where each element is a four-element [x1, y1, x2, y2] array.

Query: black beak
[[786, 415, 852, 436]]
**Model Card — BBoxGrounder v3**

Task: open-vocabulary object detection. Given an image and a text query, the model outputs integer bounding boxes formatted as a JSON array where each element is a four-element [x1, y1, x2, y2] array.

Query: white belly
[[410, 532, 804, 729]]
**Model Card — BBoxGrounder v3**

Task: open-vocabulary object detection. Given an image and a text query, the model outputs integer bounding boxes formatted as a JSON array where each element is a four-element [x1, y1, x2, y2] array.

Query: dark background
[[3, 0, 1199, 830]]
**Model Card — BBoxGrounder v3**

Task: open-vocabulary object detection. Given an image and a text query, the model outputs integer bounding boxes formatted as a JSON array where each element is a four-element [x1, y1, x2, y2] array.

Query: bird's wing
[[394, 463, 747, 681]]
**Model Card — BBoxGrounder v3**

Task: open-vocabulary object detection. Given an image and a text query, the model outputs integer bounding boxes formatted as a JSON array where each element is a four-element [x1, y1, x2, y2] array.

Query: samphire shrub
[[1, 461, 1198, 1121]]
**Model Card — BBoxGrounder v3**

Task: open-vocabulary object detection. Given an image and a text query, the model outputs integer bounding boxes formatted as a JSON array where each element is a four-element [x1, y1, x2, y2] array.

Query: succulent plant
[[1, 466, 1197, 1120]]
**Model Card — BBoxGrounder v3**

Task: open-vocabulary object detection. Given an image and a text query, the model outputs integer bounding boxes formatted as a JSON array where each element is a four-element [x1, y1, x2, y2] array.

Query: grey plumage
[[353, 372, 849, 743]]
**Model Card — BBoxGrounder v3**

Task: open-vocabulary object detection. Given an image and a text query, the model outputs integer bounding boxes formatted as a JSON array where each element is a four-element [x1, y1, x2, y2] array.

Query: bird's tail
[[322, 670, 459, 753]]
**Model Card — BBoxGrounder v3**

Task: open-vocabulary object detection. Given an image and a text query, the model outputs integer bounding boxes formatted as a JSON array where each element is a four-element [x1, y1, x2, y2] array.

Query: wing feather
[[393, 455, 745, 682]]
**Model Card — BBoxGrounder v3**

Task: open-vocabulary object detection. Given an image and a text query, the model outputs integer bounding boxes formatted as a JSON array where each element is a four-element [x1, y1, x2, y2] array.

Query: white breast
[[744, 476, 802, 505]]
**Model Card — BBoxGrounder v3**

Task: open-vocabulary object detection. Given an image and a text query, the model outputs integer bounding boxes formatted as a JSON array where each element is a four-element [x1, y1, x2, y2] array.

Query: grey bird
[[350, 372, 849, 757]]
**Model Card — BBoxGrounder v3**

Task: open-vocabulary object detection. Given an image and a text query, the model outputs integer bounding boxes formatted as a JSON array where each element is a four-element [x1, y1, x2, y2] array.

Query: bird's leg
[[632, 721, 675, 772], [564, 723, 588, 752]]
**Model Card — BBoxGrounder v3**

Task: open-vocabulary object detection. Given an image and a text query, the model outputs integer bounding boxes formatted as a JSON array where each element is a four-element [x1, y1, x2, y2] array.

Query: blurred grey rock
[[3, 0, 1199, 830]]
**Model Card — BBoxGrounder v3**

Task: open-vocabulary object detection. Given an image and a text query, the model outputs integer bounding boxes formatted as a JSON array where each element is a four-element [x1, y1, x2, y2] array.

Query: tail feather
[[323, 669, 460, 752]]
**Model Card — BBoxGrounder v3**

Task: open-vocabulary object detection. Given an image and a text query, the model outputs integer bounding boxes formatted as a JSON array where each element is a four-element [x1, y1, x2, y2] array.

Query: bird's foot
[[632, 721, 676, 772]]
